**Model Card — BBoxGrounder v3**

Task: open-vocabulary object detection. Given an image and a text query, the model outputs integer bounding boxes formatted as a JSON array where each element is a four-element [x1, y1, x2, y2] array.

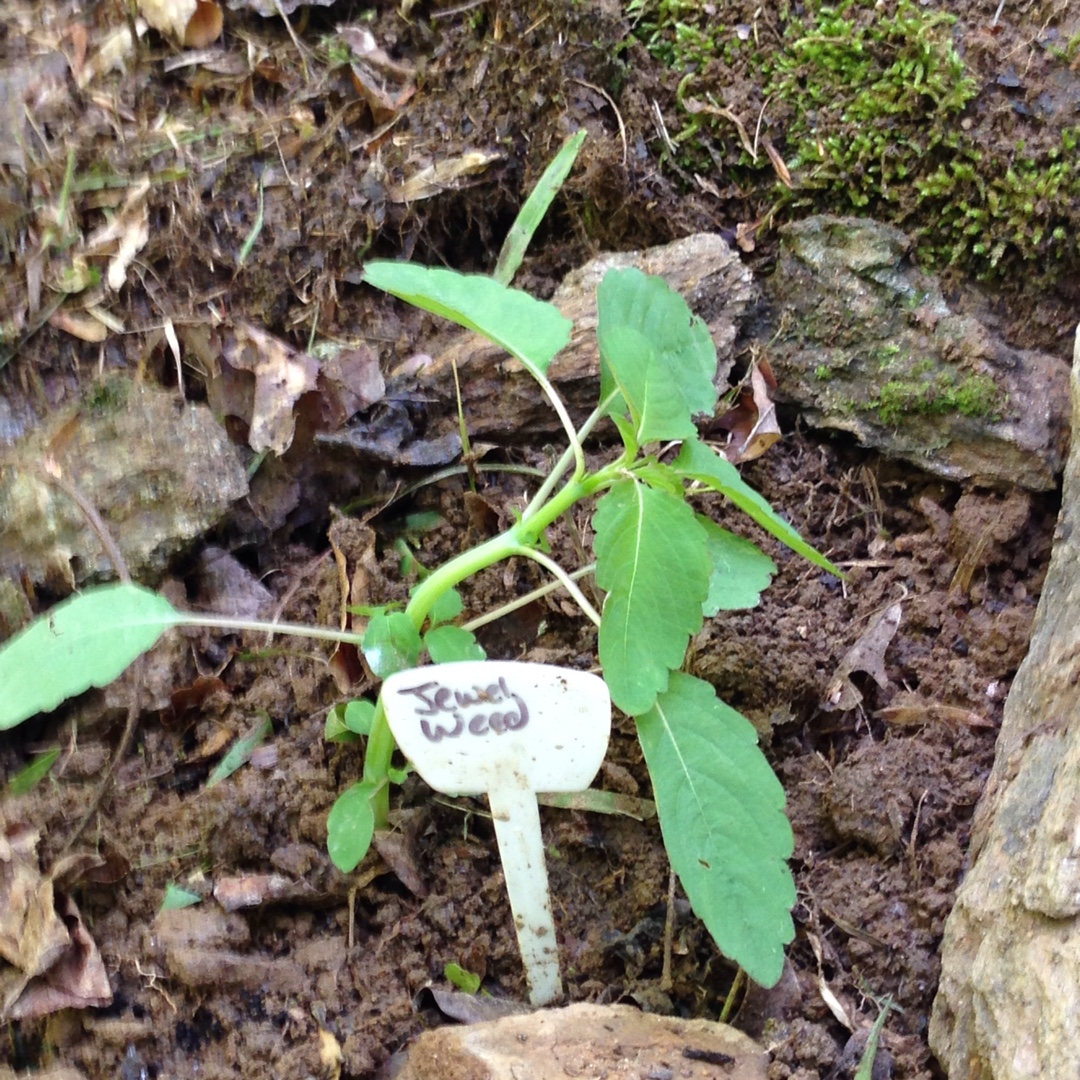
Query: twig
[[660, 867, 677, 991], [572, 78, 627, 166], [38, 464, 143, 856], [430, 0, 489, 18]]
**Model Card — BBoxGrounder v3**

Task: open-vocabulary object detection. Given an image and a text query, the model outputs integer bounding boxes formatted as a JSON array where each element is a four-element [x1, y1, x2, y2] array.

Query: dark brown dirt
[[0, 1, 1073, 1078]]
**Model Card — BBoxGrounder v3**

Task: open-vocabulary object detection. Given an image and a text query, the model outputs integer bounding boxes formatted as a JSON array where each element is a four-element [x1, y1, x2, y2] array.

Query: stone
[[928, 325, 1080, 1077], [393, 1001, 768, 1080], [758, 216, 1070, 491], [0, 377, 247, 592]]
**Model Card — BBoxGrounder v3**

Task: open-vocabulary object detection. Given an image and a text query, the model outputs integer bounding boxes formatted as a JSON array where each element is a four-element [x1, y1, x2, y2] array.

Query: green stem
[[360, 420, 626, 833], [533, 368, 585, 480], [509, 546, 602, 627], [522, 395, 620, 520], [363, 697, 394, 827], [174, 613, 363, 646], [462, 564, 595, 633], [403, 470, 601, 631]]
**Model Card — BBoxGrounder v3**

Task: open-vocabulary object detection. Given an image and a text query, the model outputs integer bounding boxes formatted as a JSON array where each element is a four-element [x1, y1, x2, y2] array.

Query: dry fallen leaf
[[224, 0, 334, 17], [48, 308, 109, 342], [196, 323, 385, 456], [878, 692, 995, 729], [387, 150, 503, 203], [327, 516, 378, 690], [76, 20, 148, 89], [720, 360, 781, 463], [222, 322, 321, 455], [0, 825, 113, 1020], [820, 602, 903, 712], [193, 546, 274, 620], [337, 25, 417, 123], [763, 137, 793, 189], [138, 0, 222, 46], [83, 177, 150, 291]]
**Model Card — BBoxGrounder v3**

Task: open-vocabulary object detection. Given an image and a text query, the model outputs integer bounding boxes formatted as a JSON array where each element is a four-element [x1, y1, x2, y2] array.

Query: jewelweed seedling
[[0, 258, 840, 990]]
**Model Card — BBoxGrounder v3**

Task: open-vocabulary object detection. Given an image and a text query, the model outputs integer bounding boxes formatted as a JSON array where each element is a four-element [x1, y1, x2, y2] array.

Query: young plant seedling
[[382, 660, 610, 1005], [0, 132, 843, 993]]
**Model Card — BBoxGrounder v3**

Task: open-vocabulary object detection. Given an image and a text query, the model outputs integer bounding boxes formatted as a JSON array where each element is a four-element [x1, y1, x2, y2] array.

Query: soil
[[0, 1, 1075, 1078]]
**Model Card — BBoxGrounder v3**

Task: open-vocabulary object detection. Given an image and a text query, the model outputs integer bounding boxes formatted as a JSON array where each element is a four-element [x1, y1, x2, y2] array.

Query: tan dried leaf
[[763, 137, 793, 189], [76, 20, 147, 89], [719, 361, 781, 463], [223, 322, 321, 454], [83, 178, 150, 291], [878, 692, 994, 729], [388, 150, 503, 203], [820, 602, 903, 713], [48, 308, 109, 342], [138, 0, 221, 45], [0, 829, 112, 1020]]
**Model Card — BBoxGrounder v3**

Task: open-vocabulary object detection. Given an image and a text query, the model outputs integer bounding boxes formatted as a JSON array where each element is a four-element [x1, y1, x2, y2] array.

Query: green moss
[[874, 371, 1000, 426], [86, 375, 131, 414], [814, 364, 833, 381], [874, 343, 906, 371], [631, 0, 1080, 280]]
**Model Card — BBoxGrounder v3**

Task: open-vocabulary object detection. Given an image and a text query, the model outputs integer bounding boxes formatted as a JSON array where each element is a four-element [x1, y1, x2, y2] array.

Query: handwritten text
[[394, 677, 530, 742]]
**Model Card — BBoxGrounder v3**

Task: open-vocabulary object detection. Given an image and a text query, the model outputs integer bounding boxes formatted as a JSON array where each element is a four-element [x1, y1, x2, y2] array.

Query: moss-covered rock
[[757, 216, 1070, 489]]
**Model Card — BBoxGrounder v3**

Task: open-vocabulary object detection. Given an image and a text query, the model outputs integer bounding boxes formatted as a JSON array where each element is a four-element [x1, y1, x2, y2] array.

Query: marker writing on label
[[394, 677, 530, 742]]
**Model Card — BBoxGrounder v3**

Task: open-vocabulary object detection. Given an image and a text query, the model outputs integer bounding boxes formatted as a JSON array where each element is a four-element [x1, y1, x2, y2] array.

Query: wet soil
[[0, 1, 1075, 1078]]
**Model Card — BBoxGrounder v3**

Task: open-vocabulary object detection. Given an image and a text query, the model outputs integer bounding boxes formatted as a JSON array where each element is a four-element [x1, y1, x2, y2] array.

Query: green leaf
[[7, 748, 60, 796], [325, 704, 360, 744], [363, 611, 422, 679], [426, 587, 464, 628], [594, 480, 710, 715], [444, 962, 482, 994], [387, 764, 411, 785], [325, 699, 376, 743], [597, 268, 717, 433], [403, 510, 443, 535], [634, 459, 685, 497], [610, 412, 639, 456], [494, 130, 586, 286], [362, 263, 572, 381], [206, 718, 272, 789], [636, 673, 795, 987], [598, 323, 697, 443], [675, 438, 843, 576], [698, 516, 777, 614], [425, 624, 487, 664], [160, 883, 203, 912], [327, 780, 378, 873], [344, 699, 376, 735], [0, 583, 181, 730]]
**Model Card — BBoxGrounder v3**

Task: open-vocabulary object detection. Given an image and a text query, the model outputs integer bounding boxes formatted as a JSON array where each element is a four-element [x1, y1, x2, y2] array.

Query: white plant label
[[382, 661, 611, 1005]]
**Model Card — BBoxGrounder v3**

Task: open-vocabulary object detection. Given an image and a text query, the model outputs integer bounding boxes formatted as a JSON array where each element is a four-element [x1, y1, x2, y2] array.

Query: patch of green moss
[[874, 371, 1000, 426], [631, 0, 1080, 280], [86, 375, 131, 414], [814, 364, 833, 381]]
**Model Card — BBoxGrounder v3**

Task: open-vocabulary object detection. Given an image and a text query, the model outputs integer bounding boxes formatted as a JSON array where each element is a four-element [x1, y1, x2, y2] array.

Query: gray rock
[[929, 325, 1080, 1077], [0, 378, 247, 592], [759, 216, 1070, 490]]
